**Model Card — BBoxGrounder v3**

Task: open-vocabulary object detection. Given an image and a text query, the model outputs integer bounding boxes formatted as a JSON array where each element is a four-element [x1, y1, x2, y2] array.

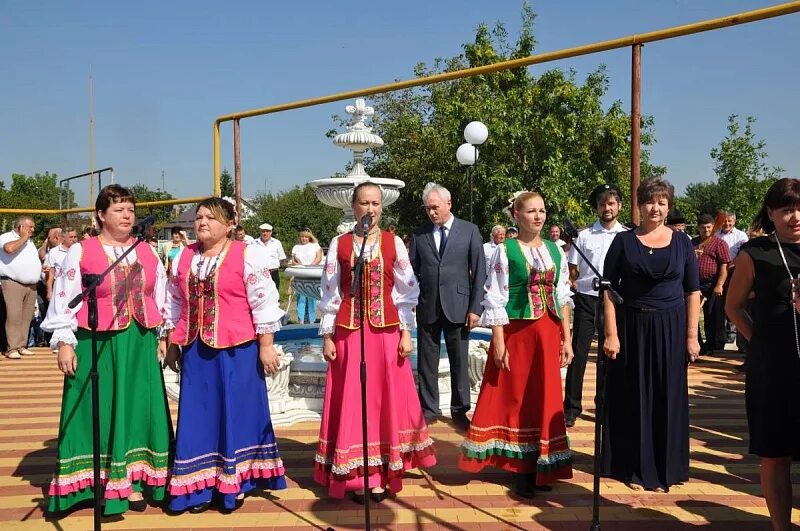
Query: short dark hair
[[171, 226, 182, 236], [636, 178, 674, 208], [752, 178, 800, 234], [697, 213, 714, 225], [235, 225, 245, 232], [95, 184, 136, 229]]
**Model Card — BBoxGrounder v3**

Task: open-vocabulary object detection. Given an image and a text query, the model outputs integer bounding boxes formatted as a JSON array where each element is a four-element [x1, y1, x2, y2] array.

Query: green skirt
[[48, 322, 172, 515]]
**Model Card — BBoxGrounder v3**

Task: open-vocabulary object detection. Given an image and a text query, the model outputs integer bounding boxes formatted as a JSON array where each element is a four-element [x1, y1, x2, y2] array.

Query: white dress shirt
[[567, 220, 627, 296], [716, 227, 749, 261], [0, 230, 43, 284], [432, 215, 454, 250], [253, 237, 286, 269]]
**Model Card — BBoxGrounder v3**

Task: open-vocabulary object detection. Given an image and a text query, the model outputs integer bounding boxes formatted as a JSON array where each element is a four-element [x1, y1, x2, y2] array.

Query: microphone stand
[[67, 232, 148, 531], [350, 222, 371, 531], [562, 223, 623, 531]]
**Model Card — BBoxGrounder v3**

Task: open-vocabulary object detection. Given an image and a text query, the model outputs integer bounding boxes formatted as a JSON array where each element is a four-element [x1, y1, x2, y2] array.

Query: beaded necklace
[[191, 241, 229, 297]]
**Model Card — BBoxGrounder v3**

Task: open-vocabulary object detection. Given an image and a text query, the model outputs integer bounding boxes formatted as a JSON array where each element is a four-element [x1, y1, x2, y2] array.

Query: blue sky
[[1, 0, 797, 207]]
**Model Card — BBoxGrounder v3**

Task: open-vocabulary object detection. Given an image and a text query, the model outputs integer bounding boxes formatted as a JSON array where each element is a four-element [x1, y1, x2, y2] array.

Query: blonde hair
[[511, 191, 545, 217], [298, 229, 318, 243]]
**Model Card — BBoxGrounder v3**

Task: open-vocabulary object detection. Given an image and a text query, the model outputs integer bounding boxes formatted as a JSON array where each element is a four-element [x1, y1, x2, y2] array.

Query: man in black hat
[[667, 209, 690, 238], [563, 184, 627, 427]]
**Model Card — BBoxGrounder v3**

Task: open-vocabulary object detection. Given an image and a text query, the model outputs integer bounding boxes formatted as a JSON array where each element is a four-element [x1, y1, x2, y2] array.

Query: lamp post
[[456, 121, 488, 222]]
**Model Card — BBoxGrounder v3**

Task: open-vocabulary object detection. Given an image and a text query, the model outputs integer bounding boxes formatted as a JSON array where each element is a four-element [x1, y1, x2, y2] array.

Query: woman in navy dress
[[600, 178, 701, 492]]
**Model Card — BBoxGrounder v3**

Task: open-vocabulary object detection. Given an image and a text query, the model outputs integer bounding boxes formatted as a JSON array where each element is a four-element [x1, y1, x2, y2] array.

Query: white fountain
[[286, 98, 405, 301], [163, 99, 491, 426]]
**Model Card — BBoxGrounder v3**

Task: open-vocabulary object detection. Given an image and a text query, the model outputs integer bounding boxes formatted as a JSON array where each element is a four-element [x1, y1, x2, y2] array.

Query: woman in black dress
[[726, 178, 800, 531], [600, 178, 701, 492]]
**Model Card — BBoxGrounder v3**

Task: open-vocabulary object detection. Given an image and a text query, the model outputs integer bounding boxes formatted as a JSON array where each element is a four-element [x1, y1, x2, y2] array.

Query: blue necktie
[[438, 225, 448, 257]]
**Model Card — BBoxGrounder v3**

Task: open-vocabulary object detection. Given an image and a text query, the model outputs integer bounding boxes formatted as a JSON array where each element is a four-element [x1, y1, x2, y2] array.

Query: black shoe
[[370, 489, 390, 503], [565, 415, 576, 428], [128, 498, 147, 512], [350, 491, 366, 505], [187, 501, 212, 514], [423, 412, 439, 424], [511, 473, 535, 498], [451, 412, 470, 432]]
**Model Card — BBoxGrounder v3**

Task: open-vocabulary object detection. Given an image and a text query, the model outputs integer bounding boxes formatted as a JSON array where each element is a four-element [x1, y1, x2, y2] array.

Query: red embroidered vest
[[75, 237, 163, 331], [335, 231, 400, 330], [170, 240, 257, 348]]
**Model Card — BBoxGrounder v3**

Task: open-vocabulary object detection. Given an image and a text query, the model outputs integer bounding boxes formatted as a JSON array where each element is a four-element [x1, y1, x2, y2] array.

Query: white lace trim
[[480, 307, 509, 327], [256, 321, 281, 335], [318, 314, 336, 336], [49, 328, 78, 350], [314, 438, 435, 475]]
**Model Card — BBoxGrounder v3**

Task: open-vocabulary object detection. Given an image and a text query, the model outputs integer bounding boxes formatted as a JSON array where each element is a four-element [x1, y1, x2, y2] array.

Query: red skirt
[[458, 314, 572, 485]]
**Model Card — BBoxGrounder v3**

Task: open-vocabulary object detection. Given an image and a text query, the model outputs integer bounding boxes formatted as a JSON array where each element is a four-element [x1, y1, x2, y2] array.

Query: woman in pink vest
[[42, 184, 172, 515], [163, 197, 286, 513], [315, 182, 436, 503]]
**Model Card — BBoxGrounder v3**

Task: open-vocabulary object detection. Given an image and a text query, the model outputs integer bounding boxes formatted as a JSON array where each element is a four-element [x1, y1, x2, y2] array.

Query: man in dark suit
[[410, 183, 487, 431]]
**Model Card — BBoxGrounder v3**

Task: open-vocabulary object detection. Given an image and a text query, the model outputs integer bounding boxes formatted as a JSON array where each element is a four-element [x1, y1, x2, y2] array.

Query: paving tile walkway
[[1, 347, 797, 530]]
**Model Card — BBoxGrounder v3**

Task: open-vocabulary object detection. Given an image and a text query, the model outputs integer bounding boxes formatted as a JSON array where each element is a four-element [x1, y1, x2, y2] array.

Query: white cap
[[259, 223, 273, 231]]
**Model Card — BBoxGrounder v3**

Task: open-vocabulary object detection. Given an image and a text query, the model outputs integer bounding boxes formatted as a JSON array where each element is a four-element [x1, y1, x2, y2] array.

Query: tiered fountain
[[163, 99, 490, 425], [285, 98, 404, 302]]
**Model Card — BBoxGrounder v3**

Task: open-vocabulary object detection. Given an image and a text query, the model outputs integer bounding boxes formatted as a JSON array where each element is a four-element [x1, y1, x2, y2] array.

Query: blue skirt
[[168, 339, 287, 511]]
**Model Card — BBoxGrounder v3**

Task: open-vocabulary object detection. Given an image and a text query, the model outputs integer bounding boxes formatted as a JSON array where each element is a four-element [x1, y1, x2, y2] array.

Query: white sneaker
[[18, 348, 35, 356], [4, 350, 21, 359]]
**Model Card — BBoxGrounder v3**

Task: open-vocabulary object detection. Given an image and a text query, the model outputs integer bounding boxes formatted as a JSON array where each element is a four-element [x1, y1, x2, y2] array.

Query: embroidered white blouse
[[41, 243, 168, 349], [318, 233, 419, 335], [163, 243, 284, 335], [480, 242, 574, 327]]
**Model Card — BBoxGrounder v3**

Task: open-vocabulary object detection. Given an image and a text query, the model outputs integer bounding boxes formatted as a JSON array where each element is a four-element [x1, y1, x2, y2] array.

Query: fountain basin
[[163, 325, 492, 427]]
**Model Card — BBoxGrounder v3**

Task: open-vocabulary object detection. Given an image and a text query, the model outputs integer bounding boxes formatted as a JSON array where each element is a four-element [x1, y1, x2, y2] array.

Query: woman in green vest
[[458, 191, 574, 498]]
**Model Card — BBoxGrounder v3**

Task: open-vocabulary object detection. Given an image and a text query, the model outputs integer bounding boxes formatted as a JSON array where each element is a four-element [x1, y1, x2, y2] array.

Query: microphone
[[562, 217, 580, 239], [359, 214, 372, 234], [133, 215, 157, 237]]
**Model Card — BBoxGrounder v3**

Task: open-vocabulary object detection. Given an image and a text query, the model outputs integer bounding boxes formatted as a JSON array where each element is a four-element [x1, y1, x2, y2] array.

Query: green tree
[[220, 169, 235, 198], [681, 115, 783, 229], [0, 172, 76, 239], [247, 185, 341, 247], [356, 3, 663, 234], [130, 183, 175, 224]]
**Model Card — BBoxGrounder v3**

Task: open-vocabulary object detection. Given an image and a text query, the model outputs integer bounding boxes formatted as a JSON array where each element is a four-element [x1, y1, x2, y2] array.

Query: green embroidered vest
[[504, 238, 563, 320]]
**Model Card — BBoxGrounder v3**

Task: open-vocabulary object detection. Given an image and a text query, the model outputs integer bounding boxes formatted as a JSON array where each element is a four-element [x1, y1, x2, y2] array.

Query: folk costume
[[315, 231, 436, 498], [459, 239, 573, 485], [42, 237, 171, 515], [165, 240, 286, 511]]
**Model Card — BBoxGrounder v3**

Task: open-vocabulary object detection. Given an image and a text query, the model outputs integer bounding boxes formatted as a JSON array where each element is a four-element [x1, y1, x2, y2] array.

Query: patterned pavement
[[1, 346, 798, 530]]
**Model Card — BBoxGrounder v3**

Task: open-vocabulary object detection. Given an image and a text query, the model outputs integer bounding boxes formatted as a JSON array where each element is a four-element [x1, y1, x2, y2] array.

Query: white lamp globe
[[464, 121, 488, 145], [456, 143, 478, 165]]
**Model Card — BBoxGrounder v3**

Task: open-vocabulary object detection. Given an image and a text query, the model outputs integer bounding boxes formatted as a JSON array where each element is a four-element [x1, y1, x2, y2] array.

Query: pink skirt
[[314, 324, 436, 498]]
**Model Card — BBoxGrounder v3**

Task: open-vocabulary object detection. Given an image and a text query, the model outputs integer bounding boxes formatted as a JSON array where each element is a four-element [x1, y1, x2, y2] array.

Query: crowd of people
[[0, 176, 797, 530]]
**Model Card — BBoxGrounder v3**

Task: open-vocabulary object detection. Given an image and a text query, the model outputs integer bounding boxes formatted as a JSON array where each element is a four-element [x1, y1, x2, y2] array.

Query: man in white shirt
[[716, 211, 750, 348], [482, 225, 505, 271], [563, 184, 627, 427], [252, 223, 286, 289], [0, 216, 43, 359], [234, 225, 255, 245], [716, 211, 749, 261]]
